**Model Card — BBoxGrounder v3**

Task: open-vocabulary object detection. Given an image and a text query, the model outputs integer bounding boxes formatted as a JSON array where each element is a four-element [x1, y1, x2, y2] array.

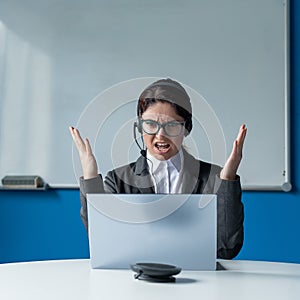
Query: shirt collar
[[147, 148, 183, 174]]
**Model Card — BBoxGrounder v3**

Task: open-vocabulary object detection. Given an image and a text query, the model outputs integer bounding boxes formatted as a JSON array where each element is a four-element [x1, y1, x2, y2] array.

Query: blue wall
[[0, 1, 299, 264]]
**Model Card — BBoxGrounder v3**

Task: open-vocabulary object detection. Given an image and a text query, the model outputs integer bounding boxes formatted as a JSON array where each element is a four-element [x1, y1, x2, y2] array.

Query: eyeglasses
[[140, 119, 186, 137]]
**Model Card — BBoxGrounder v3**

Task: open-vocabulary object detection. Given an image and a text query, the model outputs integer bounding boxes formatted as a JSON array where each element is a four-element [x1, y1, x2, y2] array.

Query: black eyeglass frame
[[139, 118, 186, 137]]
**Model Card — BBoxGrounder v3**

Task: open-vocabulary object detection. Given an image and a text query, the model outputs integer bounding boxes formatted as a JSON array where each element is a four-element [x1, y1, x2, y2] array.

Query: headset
[[133, 120, 147, 157]]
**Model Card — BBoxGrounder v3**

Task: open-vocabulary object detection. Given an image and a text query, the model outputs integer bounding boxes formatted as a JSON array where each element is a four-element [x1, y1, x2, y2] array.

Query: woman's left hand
[[220, 124, 247, 180]]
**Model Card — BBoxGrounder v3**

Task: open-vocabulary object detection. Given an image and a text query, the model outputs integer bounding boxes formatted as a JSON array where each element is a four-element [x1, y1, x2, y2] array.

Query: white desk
[[0, 259, 299, 300]]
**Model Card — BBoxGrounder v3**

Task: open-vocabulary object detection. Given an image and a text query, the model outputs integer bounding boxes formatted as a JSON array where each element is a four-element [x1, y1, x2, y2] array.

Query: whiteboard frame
[[241, 0, 291, 192], [0, 0, 292, 191]]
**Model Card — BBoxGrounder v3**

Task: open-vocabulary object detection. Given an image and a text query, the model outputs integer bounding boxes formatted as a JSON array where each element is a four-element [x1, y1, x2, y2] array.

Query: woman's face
[[141, 101, 186, 161]]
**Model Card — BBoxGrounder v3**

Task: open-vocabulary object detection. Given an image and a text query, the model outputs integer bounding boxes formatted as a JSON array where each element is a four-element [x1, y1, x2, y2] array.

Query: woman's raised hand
[[69, 127, 98, 179], [220, 124, 247, 180]]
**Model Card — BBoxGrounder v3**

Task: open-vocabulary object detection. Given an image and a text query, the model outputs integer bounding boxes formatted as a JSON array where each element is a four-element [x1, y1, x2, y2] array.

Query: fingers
[[231, 124, 246, 152], [69, 126, 75, 139], [237, 124, 247, 144], [220, 124, 247, 181], [69, 126, 80, 141], [234, 124, 247, 153], [84, 137, 93, 156], [69, 126, 88, 154]]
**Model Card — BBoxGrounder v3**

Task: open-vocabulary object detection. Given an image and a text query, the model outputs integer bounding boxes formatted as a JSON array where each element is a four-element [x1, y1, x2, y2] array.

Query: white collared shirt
[[146, 149, 184, 193]]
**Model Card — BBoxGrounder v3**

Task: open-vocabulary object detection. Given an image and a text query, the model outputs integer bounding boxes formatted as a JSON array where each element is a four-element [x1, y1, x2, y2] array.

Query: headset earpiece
[[135, 119, 143, 134]]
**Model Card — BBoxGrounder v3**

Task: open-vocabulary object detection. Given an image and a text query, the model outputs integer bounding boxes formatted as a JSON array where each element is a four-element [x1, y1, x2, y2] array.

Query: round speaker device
[[130, 262, 182, 283]]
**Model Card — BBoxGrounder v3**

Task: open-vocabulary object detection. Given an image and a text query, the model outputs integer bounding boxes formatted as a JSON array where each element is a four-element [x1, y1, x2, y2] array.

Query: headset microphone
[[140, 149, 146, 157], [133, 121, 157, 192], [133, 122, 146, 157]]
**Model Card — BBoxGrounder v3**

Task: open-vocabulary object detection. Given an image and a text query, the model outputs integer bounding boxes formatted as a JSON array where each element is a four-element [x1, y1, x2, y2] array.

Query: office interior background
[[0, 1, 299, 264]]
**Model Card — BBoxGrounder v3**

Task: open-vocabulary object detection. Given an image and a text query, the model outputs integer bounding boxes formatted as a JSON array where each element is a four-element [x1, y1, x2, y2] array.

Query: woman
[[70, 78, 247, 259]]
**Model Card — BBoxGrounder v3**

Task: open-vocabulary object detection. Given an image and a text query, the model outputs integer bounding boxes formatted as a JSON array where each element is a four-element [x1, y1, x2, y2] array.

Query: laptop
[[86, 194, 217, 270]]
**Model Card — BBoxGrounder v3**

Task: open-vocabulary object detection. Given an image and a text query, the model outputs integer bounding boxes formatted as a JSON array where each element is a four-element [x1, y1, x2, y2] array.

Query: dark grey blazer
[[79, 150, 244, 259]]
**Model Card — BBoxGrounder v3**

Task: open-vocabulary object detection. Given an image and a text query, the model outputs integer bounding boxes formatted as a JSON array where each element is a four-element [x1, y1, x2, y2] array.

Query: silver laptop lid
[[87, 194, 217, 270]]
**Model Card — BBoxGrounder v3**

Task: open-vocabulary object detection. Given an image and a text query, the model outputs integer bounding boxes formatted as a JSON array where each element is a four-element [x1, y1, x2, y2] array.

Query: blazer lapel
[[180, 149, 201, 194]]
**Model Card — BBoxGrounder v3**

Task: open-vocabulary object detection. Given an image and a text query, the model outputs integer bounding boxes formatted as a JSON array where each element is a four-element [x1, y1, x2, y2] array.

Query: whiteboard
[[0, 0, 290, 190]]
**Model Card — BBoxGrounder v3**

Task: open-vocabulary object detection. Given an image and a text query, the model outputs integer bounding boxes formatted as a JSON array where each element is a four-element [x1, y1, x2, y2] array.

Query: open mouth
[[155, 142, 170, 153]]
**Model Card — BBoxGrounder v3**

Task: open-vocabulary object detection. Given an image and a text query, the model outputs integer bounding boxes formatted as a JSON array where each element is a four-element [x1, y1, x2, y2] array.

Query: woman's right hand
[[69, 126, 98, 179]]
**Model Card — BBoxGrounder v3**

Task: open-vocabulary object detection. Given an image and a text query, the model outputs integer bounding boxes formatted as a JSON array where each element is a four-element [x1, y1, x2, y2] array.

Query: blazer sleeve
[[79, 175, 105, 231], [199, 160, 244, 259], [214, 175, 244, 259]]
